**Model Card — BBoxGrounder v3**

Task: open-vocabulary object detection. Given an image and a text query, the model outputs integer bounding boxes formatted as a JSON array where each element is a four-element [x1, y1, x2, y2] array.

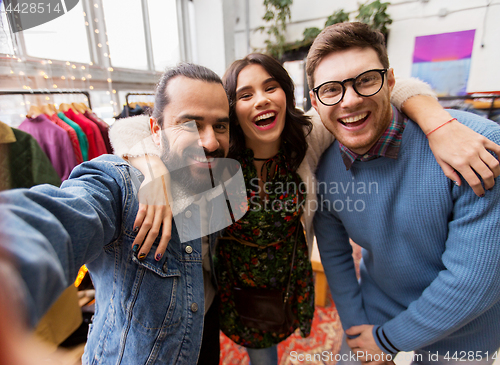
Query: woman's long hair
[[223, 53, 312, 171]]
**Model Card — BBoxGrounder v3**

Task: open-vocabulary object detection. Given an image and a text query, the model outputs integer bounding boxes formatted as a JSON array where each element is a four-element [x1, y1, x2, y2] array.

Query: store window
[[0, 4, 15, 55], [101, 0, 148, 70], [148, 0, 180, 71], [21, 1, 91, 63]]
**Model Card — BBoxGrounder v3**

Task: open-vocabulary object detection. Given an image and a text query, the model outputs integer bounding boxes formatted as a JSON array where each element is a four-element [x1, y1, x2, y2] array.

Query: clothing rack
[[0, 90, 92, 109], [125, 92, 154, 109], [438, 95, 499, 120]]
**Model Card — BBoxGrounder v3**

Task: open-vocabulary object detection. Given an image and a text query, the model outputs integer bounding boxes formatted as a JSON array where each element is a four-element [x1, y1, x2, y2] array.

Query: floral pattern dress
[[216, 148, 315, 348]]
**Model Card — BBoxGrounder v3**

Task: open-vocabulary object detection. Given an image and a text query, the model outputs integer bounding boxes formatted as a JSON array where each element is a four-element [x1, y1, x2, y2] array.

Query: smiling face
[[310, 47, 395, 155], [234, 64, 287, 154], [151, 76, 230, 190]]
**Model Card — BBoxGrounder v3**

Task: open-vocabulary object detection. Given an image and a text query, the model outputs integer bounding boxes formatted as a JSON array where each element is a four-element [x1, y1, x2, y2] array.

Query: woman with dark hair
[[109, 55, 500, 364]]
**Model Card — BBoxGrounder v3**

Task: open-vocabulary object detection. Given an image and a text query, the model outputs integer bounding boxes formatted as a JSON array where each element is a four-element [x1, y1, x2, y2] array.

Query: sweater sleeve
[[391, 77, 436, 110], [379, 116, 500, 352], [109, 115, 161, 159], [313, 181, 371, 329]]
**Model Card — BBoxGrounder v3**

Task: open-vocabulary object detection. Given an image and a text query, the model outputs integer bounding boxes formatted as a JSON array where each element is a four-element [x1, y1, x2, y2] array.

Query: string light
[[106, 91, 110, 95], [83, 12, 86, 16], [95, 29, 99, 34], [94, 3, 98, 8], [45, 96, 50, 100], [53, 84, 58, 88], [107, 78, 112, 83], [44, 75, 49, 79], [108, 67, 113, 72], [94, 18, 98, 23], [98, 43, 102, 47], [89, 86, 94, 90], [48, 60, 52, 64], [87, 74, 92, 78], [89, 62, 93, 66], [112, 89, 116, 93], [66, 61, 70, 66], [81, 77, 86, 81], [81, 66, 86, 70], [104, 53, 108, 57], [85, 22, 89, 26], [71, 64, 76, 69], [26, 101, 30, 105], [19, 71, 25, 75], [20, 102, 25, 106], [17, 58, 22, 62], [10, 70, 14, 74], [61, 76, 66, 80], [71, 76, 76, 80]]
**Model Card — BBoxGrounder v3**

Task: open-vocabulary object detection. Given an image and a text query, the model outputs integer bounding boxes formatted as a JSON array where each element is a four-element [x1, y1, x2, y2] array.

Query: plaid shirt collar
[[339, 106, 407, 170]]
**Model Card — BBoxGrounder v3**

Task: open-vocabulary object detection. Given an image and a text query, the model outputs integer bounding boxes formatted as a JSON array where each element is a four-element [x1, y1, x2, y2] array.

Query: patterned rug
[[219, 293, 343, 365], [220, 242, 362, 365]]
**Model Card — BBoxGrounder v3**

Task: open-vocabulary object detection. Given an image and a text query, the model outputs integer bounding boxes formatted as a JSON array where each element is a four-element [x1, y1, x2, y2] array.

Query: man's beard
[[159, 132, 225, 196]]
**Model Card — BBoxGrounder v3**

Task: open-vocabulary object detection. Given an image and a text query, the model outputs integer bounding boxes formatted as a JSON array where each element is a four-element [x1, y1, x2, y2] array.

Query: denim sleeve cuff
[[373, 325, 400, 355]]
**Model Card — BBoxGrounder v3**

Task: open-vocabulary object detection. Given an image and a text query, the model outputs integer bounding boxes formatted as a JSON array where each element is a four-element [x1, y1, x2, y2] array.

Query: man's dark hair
[[152, 63, 224, 127], [223, 53, 312, 171], [306, 22, 389, 89]]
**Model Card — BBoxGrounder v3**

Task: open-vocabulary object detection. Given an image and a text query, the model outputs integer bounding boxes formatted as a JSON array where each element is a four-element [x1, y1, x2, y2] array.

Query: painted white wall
[[190, 0, 229, 77], [229, 0, 500, 93]]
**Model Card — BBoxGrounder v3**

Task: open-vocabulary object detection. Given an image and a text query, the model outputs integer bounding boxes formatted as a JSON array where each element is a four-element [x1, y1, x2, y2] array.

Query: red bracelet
[[425, 118, 457, 138]]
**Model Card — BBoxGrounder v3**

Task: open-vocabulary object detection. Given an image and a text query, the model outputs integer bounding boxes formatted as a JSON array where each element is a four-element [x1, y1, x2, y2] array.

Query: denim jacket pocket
[[127, 254, 183, 334]]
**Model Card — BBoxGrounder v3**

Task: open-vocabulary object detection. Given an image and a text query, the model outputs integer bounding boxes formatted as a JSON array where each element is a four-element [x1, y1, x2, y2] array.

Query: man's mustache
[[183, 147, 225, 160]]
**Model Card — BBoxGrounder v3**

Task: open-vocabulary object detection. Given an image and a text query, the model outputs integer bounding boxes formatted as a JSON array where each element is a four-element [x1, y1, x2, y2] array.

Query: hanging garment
[[56, 112, 89, 161], [0, 120, 61, 190], [84, 110, 113, 154], [115, 104, 145, 120], [64, 108, 107, 158], [18, 114, 77, 181], [46, 113, 83, 164]]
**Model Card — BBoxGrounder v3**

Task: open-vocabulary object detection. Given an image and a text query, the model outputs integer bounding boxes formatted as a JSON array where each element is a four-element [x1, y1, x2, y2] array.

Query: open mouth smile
[[339, 112, 369, 128], [253, 111, 277, 131]]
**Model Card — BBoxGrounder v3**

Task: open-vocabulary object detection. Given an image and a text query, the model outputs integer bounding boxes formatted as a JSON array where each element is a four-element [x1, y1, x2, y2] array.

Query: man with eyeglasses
[[307, 22, 500, 365]]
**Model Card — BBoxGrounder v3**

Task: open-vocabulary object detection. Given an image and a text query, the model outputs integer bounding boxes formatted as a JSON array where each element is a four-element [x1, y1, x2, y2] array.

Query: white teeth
[[254, 112, 275, 122], [192, 156, 214, 163], [340, 112, 368, 124]]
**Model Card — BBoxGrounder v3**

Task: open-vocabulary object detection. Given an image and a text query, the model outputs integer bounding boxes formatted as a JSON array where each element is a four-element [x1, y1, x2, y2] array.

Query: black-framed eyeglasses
[[312, 68, 388, 106]]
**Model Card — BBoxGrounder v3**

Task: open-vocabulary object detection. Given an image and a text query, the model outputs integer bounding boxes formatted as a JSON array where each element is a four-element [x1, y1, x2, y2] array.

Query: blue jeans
[[247, 345, 278, 365]]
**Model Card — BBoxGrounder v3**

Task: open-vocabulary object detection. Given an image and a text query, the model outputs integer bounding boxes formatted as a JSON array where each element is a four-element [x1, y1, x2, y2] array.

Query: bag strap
[[283, 219, 301, 304]]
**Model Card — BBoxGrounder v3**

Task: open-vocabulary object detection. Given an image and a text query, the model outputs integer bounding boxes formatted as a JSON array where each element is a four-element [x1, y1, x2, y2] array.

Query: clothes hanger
[[41, 104, 54, 116], [59, 103, 72, 112], [27, 105, 43, 118], [78, 102, 90, 112], [71, 102, 86, 114]]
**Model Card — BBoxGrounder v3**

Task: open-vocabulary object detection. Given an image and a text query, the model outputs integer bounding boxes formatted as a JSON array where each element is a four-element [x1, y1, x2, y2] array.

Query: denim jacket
[[0, 155, 221, 364]]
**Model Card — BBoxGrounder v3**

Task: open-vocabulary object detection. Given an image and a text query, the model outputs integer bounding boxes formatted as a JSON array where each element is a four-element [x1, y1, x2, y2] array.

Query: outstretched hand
[[427, 119, 500, 196]]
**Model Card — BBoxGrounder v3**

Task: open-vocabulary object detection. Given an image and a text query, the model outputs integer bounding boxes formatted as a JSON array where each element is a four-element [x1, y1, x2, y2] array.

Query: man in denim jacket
[[0, 64, 237, 364]]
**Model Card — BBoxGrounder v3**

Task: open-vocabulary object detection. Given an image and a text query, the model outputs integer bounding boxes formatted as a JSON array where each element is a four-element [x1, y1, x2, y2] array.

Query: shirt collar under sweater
[[339, 106, 407, 170]]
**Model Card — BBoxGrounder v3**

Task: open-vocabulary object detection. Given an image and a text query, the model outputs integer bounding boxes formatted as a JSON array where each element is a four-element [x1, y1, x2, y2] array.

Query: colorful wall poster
[[411, 30, 475, 96]]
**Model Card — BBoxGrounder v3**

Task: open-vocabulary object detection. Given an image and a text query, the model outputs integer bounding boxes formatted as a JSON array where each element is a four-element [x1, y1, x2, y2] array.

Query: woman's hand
[[133, 174, 172, 261], [428, 119, 500, 196], [401, 95, 500, 196], [127, 155, 172, 261]]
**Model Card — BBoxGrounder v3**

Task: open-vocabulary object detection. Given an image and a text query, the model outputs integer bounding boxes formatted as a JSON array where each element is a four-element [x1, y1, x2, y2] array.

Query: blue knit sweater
[[314, 109, 500, 354]]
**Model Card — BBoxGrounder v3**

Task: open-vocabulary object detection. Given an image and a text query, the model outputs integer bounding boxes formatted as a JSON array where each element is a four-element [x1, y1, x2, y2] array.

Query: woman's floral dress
[[216, 149, 315, 349]]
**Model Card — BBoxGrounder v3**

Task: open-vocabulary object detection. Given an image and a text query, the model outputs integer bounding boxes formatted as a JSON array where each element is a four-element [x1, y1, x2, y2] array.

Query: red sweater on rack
[[64, 109, 107, 160]]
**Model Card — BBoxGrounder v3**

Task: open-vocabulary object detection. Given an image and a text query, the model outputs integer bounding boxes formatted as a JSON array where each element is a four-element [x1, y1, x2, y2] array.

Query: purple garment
[[18, 114, 77, 181]]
